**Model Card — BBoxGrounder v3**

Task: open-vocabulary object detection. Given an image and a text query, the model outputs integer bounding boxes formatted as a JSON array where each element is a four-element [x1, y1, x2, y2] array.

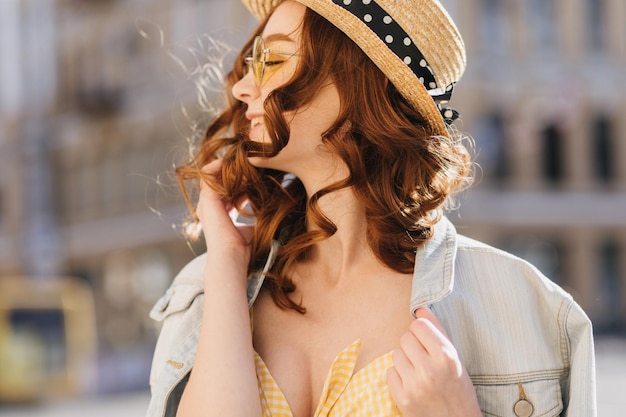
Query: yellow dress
[[254, 339, 403, 417]]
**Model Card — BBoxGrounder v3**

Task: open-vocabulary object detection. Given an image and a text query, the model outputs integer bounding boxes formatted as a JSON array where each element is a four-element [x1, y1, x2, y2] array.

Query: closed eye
[[264, 60, 286, 67]]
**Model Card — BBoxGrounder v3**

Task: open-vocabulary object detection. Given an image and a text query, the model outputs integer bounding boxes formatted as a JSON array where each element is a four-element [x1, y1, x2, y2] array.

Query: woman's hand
[[196, 158, 254, 266], [176, 158, 262, 417], [387, 307, 482, 417]]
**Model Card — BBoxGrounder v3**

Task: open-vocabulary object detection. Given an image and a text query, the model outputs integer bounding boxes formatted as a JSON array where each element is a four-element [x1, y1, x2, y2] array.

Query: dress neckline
[[254, 339, 394, 416]]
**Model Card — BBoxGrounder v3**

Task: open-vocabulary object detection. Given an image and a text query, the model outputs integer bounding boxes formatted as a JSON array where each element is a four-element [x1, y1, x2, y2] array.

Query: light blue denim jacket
[[146, 217, 596, 417]]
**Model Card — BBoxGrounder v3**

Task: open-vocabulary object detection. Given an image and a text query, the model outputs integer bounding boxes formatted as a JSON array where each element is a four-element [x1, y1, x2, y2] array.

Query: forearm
[[177, 257, 261, 417]]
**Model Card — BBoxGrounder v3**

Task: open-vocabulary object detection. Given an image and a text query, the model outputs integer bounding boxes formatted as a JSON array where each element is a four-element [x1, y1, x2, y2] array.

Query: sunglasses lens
[[252, 36, 264, 86]]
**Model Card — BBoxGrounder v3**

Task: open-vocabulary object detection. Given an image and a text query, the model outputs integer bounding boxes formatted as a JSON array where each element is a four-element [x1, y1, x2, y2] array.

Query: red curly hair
[[177, 9, 472, 313]]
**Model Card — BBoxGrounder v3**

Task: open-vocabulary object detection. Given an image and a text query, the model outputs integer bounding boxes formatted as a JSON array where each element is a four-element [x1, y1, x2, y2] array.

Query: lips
[[249, 116, 265, 136], [251, 116, 264, 129]]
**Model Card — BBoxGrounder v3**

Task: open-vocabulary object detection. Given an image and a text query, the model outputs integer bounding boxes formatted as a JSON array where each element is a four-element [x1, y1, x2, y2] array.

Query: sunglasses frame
[[244, 36, 298, 86]]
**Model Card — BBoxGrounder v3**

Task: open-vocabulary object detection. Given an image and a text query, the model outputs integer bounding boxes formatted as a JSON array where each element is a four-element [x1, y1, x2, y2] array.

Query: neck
[[299, 186, 381, 287], [289, 155, 384, 286]]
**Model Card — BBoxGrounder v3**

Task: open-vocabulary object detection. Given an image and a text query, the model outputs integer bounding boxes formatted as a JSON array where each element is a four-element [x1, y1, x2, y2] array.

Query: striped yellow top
[[254, 339, 402, 416]]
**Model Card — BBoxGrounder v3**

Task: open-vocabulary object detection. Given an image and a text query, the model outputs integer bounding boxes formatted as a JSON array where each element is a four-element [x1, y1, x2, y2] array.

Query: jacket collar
[[246, 217, 458, 313], [409, 216, 457, 316], [246, 240, 281, 309]]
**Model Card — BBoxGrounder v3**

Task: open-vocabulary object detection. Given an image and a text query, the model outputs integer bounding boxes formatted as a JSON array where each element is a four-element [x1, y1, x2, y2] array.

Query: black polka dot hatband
[[241, 0, 466, 137]]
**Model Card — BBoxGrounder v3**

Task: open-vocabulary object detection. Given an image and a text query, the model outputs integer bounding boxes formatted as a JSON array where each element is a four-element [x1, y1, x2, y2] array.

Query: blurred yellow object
[[0, 325, 45, 402], [0, 277, 97, 403]]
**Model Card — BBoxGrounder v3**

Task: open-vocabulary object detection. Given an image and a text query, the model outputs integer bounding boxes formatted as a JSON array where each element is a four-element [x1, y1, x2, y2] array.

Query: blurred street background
[[0, 0, 624, 415]]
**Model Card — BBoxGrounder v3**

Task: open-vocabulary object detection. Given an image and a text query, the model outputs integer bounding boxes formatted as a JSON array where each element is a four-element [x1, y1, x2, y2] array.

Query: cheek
[[261, 60, 298, 92], [293, 88, 341, 135], [258, 82, 340, 149]]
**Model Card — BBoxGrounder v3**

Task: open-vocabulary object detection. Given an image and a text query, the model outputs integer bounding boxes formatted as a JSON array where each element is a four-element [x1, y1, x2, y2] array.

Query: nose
[[232, 70, 260, 104]]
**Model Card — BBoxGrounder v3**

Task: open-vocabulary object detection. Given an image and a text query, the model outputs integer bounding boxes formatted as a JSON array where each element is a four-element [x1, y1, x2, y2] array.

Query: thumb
[[236, 224, 255, 246], [414, 306, 448, 338]]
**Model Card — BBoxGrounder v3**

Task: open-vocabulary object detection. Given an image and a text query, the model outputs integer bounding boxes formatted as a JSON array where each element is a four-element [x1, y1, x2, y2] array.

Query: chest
[[251, 280, 413, 417]]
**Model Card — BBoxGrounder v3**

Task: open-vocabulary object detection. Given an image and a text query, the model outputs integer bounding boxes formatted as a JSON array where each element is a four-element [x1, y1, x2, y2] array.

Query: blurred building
[[0, 0, 253, 399], [0, 0, 624, 402], [445, 0, 626, 333]]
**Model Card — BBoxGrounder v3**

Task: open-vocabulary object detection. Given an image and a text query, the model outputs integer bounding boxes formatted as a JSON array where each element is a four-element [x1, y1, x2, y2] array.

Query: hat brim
[[241, 0, 465, 137]]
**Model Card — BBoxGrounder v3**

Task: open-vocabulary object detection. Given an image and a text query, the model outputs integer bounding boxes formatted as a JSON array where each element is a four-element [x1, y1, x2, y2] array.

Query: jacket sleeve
[[144, 248, 270, 417], [145, 255, 207, 417], [562, 299, 597, 417]]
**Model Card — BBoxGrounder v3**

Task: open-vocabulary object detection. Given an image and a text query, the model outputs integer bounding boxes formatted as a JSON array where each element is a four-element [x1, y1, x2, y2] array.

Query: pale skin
[[176, 2, 481, 416]]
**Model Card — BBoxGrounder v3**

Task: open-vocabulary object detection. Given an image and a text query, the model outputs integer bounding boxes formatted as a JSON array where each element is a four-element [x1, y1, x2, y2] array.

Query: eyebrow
[[263, 33, 296, 44]]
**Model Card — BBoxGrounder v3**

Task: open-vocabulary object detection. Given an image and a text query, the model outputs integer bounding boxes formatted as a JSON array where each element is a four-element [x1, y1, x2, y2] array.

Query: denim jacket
[[146, 217, 596, 417]]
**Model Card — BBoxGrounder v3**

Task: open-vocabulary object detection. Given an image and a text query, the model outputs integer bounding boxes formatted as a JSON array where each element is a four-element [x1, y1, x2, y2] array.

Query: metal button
[[513, 399, 534, 417]]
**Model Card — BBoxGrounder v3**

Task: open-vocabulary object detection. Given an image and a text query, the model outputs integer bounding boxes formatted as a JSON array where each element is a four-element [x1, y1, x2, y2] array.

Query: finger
[[197, 159, 228, 206], [398, 330, 428, 369], [385, 366, 403, 395], [409, 317, 455, 360], [201, 158, 223, 176], [199, 187, 233, 212], [236, 224, 255, 245], [414, 307, 448, 337], [196, 192, 233, 232], [408, 318, 463, 379], [390, 348, 415, 384], [197, 159, 222, 196]]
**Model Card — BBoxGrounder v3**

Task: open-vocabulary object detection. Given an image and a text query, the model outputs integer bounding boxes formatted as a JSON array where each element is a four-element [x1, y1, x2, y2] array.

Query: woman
[[147, 1, 596, 416]]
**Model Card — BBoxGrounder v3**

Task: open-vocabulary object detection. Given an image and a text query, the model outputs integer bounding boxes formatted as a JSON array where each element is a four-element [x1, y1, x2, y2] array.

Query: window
[[541, 123, 564, 185], [479, 0, 511, 56], [597, 240, 622, 332], [0, 277, 97, 398], [591, 115, 614, 184], [75, 23, 132, 116], [475, 112, 509, 184], [0, 0, 23, 117], [587, 0, 604, 52], [529, 0, 556, 56]]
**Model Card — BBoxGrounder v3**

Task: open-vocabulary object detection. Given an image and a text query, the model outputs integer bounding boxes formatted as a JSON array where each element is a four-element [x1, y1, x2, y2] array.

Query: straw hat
[[240, 0, 466, 137]]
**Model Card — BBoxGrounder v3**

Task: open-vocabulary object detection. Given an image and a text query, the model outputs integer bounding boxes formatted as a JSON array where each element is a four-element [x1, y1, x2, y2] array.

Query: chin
[[246, 154, 292, 175], [246, 155, 278, 170], [247, 155, 265, 167]]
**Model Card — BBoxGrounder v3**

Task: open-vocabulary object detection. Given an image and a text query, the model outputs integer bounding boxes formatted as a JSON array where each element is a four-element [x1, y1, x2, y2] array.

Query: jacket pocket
[[475, 378, 563, 417]]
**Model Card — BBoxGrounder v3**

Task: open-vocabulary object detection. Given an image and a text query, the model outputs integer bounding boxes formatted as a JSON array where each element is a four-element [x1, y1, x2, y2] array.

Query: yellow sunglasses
[[243, 36, 298, 87]]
